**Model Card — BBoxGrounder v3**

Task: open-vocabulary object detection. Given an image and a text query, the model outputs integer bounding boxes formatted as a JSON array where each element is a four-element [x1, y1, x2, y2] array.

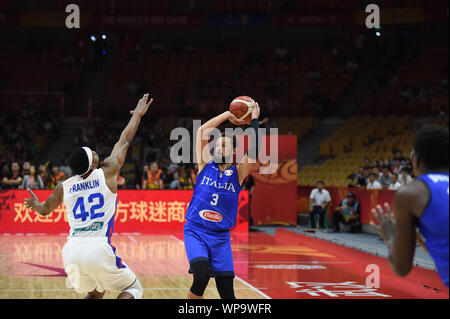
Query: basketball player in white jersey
[[24, 93, 153, 299]]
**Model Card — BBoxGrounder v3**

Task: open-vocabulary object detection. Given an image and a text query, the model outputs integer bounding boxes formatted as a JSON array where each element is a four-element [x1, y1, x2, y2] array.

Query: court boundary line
[[169, 235, 272, 299], [234, 261, 352, 264], [0, 287, 268, 293], [287, 228, 437, 271]]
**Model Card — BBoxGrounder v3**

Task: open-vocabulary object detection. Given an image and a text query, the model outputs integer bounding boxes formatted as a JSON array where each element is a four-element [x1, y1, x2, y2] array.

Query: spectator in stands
[[354, 166, 367, 187], [404, 158, 414, 174], [372, 166, 381, 178], [393, 151, 406, 166], [378, 166, 392, 189], [47, 165, 65, 189], [332, 192, 361, 233], [0, 164, 11, 190], [38, 163, 49, 188], [169, 172, 182, 190], [60, 158, 73, 177], [391, 159, 403, 175], [136, 164, 149, 189], [167, 162, 179, 177], [388, 173, 402, 190], [162, 167, 173, 189], [366, 173, 382, 189], [398, 167, 413, 185], [308, 181, 332, 229], [143, 162, 164, 189], [117, 174, 126, 189], [22, 161, 31, 177], [190, 164, 198, 185], [180, 166, 194, 190], [20, 165, 44, 190], [1, 162, 23, 189], [362, 167, 371, 184]]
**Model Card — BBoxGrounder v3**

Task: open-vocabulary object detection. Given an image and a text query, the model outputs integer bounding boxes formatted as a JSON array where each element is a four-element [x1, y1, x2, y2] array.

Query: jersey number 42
[[72, 192, 105, 222]]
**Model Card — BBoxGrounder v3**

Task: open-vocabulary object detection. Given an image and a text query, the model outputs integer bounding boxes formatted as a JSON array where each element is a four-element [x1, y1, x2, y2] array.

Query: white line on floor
[[234, 261, 353, 264], [170, 235, 272, 299], [0, 287, 267, 292], [127, 235, 137, 244]]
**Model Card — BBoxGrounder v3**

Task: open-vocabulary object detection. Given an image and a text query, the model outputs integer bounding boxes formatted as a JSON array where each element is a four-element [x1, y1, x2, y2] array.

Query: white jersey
[[62, 168, 117, 239]]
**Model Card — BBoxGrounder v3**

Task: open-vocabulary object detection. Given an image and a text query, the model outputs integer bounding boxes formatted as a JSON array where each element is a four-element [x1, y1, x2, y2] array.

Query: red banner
[[0, 190, 249, 234], [250, 135, 298, 226], [297, 186, 395, 224]]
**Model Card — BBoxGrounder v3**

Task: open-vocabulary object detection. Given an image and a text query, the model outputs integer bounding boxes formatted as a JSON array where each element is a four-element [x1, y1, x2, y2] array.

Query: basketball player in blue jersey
[[371, 125, 449, 287], [24, 94, 153, 299], [184, 103, 261, 299]]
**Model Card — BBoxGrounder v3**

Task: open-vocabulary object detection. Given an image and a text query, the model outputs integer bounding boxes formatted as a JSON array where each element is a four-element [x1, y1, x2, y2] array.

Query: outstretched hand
[[370, 203, 395, 245], [24, 188, 39, 211], [130, 93, 153, 117]]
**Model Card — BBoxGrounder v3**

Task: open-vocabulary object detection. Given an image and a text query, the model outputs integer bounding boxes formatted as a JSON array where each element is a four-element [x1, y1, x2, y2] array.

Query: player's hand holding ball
[[228, 96, 259, 126], [227, 112, 246, 126], [252, 101, 260, 120]]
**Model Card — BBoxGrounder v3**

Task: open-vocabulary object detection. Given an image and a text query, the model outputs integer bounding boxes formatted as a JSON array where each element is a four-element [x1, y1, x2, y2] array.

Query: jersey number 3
[[73, 193, 105, 222], [210, 193, 219, 206]]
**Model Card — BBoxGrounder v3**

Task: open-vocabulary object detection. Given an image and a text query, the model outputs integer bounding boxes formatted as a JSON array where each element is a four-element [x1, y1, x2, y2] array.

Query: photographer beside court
[[331, 192, 361, 233]]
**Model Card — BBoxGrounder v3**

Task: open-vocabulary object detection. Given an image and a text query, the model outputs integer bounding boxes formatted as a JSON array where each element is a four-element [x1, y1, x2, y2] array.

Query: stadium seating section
[[0, 47, 82, 113], [299, 115, 413, 187], [101, 45, 354, 118]]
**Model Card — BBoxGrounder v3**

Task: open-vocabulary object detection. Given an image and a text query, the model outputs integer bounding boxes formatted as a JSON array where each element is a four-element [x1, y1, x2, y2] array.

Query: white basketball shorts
[[62, 237, 137, 295]]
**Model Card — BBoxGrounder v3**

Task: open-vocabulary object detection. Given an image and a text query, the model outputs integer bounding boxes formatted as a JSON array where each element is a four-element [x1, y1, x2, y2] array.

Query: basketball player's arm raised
[[371, 182, 428, 277], [102, 94, 153, 190], [236, 102, 261, 186], [196, 111, 244, 173], [24, 183, 63, 216]]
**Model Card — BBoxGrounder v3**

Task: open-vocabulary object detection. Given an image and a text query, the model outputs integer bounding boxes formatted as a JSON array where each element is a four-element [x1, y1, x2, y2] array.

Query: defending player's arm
[[24, 184, 63, 216], [196, 111, 244, 173], [102, 94, 153, 178], [236, 102, 261, 185], [371, 183, 425, 277]]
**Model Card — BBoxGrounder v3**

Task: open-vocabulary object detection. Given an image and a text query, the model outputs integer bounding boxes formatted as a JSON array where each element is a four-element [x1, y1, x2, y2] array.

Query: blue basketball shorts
[[183, 220, 235, 277]]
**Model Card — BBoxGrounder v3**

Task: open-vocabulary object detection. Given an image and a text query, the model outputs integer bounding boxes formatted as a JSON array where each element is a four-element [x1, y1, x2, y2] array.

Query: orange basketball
[[229, 96, 255, 124]]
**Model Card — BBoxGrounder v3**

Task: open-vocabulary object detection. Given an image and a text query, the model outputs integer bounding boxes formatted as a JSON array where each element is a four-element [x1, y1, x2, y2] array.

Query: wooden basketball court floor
[[0, 229, 448, 299]]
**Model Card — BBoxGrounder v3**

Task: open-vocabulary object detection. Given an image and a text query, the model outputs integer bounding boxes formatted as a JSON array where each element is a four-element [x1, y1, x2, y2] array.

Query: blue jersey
[[185, 161, 241, 232], [416, 173, 449, 287]]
